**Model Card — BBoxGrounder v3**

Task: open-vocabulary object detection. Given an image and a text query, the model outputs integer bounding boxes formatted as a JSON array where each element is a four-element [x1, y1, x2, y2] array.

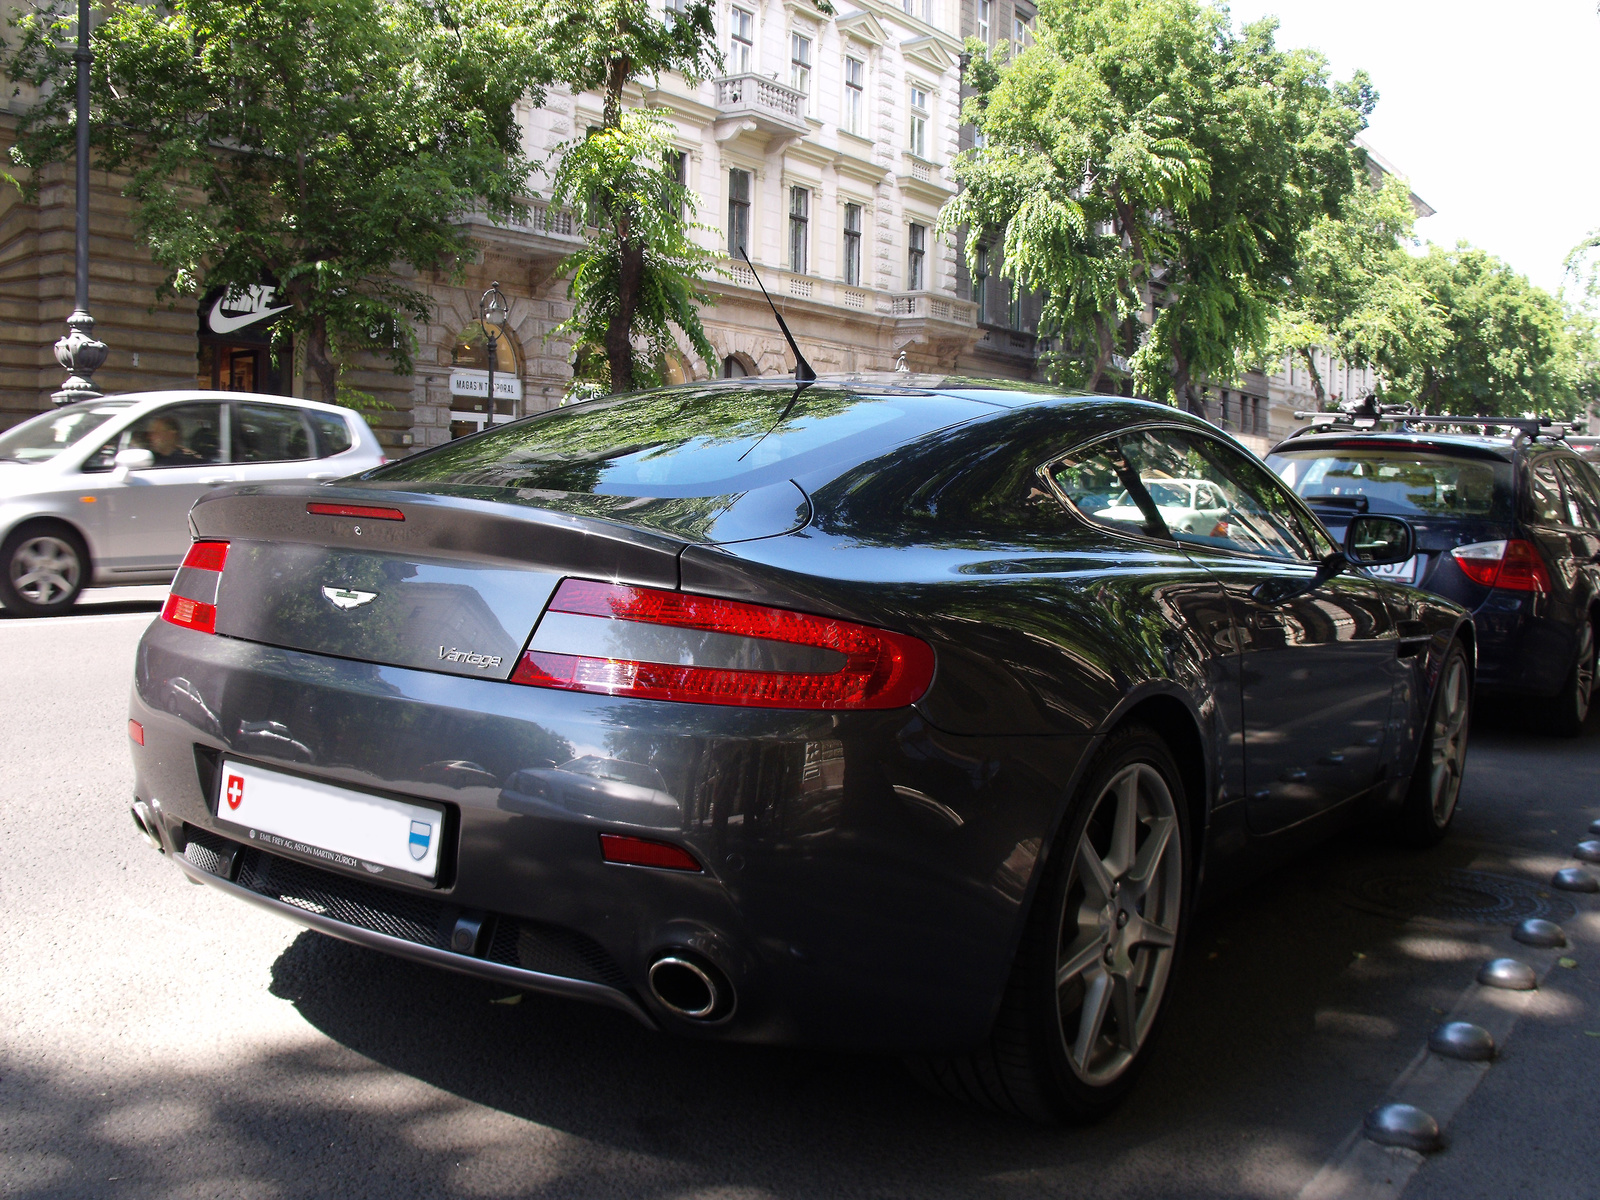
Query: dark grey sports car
[[128, 377, 1473, 1122]]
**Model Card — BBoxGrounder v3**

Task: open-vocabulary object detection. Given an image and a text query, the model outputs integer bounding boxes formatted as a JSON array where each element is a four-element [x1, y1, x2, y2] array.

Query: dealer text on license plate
[[215, 760, 443, 881]]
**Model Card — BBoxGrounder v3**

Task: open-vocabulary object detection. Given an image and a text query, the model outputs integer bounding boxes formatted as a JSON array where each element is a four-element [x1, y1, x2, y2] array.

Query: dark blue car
[[1269, 416, 1600, 734]]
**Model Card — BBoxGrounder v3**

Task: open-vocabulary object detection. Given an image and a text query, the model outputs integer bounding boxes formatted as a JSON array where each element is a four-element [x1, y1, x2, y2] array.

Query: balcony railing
[[890, 291, 977, 326], [714, 74, 810, 134]]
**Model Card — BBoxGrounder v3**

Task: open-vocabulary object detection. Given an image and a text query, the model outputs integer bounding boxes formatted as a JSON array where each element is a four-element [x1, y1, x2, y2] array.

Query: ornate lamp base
[[52, 308, 108, 405]]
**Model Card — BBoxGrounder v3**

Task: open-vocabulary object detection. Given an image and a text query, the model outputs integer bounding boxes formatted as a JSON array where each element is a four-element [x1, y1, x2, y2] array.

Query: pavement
[[0, 594, 1596, 1199]]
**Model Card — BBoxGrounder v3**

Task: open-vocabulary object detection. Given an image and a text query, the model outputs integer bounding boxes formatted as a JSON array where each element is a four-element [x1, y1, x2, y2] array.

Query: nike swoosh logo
[[208, 296, 291, 334]]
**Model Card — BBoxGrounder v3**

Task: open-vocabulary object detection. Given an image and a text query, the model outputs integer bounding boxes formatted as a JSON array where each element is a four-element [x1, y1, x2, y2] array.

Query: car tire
[[1398, 640, 1472, 848], [1542, 620, 1595, 739], [910, 723, 1190, 1123], [0, 523, 89, 617]]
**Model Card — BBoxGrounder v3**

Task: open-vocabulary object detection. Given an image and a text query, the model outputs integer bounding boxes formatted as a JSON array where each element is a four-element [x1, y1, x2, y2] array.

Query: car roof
[[100, 389, 359, 417], [1268, 430, 1525, 463]]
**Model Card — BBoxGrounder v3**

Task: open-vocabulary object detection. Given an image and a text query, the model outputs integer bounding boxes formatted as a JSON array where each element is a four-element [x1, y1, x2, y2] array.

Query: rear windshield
[[366, 384, 986, 496], [0, 401, 133, 463], [1267, 447, 1514, 520]]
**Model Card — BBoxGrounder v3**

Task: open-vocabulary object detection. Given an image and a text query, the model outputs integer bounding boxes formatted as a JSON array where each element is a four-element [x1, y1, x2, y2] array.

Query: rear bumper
[[1470, 590, 1573, 697], [130, 619, 1090, 1052]]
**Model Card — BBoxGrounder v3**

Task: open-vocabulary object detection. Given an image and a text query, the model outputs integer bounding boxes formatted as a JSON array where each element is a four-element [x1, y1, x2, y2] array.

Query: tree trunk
[[607, 238, 644, 393], [305, 315, 339, 403], [1298, 347, 1327, 410], [1170, 337, 1197, 414], [1084, 312, 1114, 392]]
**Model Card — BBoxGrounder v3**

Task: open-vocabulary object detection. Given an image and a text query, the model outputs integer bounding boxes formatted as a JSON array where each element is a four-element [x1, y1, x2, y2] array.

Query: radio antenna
[[739, 247, 816, 382]]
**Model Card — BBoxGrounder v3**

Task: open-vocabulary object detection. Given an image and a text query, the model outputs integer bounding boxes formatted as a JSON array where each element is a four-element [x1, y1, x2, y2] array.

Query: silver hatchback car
[[0, 391, 385, 616]]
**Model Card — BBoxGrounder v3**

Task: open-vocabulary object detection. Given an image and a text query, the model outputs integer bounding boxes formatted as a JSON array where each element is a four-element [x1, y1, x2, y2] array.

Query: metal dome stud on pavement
[[1428, 1021, 1496, 1061], [1573, 840, 1600, 864], [1363, 1103, 1443, 1152], [1513, 917, 1568, 948], [1551, 867, 1600, 893], [1476, 958, 1538, 990]]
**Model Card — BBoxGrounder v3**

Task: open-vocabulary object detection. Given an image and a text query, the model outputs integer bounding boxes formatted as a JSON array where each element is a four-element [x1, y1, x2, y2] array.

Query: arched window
[[722, 354, 751, 378], [451, 321, 519, 373], [660, 351, 694, 385]]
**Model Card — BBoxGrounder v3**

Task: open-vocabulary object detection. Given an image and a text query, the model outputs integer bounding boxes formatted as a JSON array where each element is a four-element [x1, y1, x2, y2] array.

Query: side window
[[1555, 458, 1600, 529], [1130, 429, 1320, 561], [1049, 436, 1170, 540], [310, 411, 353, 457], [86, 403, 225, 471], [233, 403, 313, 463], [1527, 458, 1565, 524]]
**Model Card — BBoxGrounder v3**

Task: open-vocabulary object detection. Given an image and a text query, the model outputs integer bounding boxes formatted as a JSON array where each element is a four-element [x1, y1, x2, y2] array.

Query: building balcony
[[890, 291, 977, 327], [460, 197, 585, 262], [713, 74, 810, 138]]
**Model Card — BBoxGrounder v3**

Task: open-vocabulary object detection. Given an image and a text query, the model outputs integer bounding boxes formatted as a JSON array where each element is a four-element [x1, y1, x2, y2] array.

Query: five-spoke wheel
[[0, 525, 87, 616], [1400, 640, 1472, 846]]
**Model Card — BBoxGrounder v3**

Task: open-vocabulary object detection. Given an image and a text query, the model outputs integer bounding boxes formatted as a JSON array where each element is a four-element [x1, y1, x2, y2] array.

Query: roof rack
[[1284, 396, 1569, 445]]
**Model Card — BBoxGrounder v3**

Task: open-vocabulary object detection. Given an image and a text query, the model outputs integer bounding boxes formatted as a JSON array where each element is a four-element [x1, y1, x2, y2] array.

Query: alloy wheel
[[1428, 653, 1470, 825], [1054, 762, 1183, 1087], [8, 534, 81, 607]]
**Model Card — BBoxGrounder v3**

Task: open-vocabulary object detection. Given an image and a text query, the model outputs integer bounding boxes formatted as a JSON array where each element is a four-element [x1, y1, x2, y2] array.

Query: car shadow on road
[[251, 803, 1522, 1199]]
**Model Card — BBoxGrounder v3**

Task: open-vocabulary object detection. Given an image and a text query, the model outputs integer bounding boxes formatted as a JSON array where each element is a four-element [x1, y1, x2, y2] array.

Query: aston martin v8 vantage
[[128, 378, 1473, 1121]]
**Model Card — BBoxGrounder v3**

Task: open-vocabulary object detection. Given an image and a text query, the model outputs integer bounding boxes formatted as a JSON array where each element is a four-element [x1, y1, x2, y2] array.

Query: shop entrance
[[197, 285, 289, 393], [449, 320, 522, 438]]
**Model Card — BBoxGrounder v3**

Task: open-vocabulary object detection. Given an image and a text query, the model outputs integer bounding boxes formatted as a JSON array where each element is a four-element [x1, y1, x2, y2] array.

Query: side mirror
[[1345, 514, 1414, 567], [113, 447, 155, 472]]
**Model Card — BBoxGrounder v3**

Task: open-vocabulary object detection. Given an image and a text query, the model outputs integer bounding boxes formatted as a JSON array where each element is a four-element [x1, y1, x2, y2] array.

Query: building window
[[728, 168, 751, 257], [974, 244, 989, 324], [844, 56, 865, 136], [1013, 11, 1031, 46], [977, 0, 991, 43], [907, 222, 925, 291], [843, 202, 862, 286], [790, 33, 811, 111], [789, 186, 809, 274], [729, 6, 753, 73], [663, 149, 687, 215], [722, 354, 750, 378], [901, 0, 930, 18], [1009, 286, 1022, 330], [665, 0, 684, 27], [908, 86, 929, 158]]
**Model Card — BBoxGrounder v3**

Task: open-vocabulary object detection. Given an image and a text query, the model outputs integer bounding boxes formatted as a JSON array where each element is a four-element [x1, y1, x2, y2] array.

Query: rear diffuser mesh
[[485, 919, 629, 990]]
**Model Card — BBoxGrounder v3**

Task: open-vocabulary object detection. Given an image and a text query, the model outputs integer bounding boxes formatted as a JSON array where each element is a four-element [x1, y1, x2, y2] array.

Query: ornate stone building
[[1, 0, 980, 451]]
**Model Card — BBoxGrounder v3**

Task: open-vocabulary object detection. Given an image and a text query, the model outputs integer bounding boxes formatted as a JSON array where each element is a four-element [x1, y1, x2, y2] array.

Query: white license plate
[[216, 760, 444, 881], [1368, 555, 1418, 584]]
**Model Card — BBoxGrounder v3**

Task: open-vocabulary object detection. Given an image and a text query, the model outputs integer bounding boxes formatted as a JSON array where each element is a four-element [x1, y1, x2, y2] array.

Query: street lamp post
[[479, 281, 508, 428], [51, 0, 107, 406]]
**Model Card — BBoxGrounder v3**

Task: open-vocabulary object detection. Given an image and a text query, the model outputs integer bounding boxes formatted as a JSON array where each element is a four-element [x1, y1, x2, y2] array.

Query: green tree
[[531, 0, 762, 393], [942, 0, 1370, 404], [5, 0, 545, 403], [1394, 244, 1578, 417], [1268, 173, 1442, 409]]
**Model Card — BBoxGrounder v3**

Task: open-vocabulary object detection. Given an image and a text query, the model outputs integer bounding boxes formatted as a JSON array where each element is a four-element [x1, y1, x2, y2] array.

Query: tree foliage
[[5, 0, 546, 403], [942, 0, 1371, 403], [1268, 173, 1442, 408], [1390, 245, 1582, 417], [548, 110, 717, 393]]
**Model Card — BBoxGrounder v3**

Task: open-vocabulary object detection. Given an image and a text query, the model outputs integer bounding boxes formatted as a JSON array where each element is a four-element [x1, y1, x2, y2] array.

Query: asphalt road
[[1, 595, 1596, 1199]]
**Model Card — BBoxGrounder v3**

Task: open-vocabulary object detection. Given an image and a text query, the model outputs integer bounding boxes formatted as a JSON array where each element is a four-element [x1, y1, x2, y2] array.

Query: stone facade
[[0, 0, 979, 449]]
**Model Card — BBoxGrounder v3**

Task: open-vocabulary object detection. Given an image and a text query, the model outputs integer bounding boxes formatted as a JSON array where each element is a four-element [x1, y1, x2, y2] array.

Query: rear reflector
[[599, 833, 703, 872], [162, 594, 216, 634], [511, 579, 935, 710], [1450, 539, 1551, 592], [128, 719, 144, 746], [307, 502, 405, 521]]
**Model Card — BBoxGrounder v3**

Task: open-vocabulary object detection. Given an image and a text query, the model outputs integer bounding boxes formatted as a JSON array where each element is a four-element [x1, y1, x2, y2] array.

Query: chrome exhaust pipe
[[648, 954, 732, 1020], [130, 801, 163, 852]]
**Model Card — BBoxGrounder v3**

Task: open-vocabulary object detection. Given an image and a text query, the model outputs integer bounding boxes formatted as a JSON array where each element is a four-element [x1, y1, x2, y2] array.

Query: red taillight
[[161, 594, 216, 633], [163, 538, 229, 634], [307, 502, 405, 521], [510, 579, 935, 710], [599, 833, 703, 871], [128, 719, 144, 745], [1450, 539, 1551, 593], [182, 540, 228, 572]]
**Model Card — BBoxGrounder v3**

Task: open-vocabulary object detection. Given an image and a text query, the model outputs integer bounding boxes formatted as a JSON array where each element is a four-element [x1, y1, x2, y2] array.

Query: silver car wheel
[[1428, 654, 1470, 825], [1055, 762, 1183, 1087], [9, 534, 82, 607]]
